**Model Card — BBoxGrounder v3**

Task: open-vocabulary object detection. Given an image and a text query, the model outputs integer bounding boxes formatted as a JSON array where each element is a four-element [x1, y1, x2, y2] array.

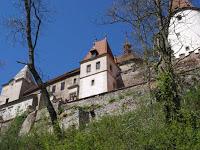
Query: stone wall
[[29, 82, 150, 131], [58, 82, 150, 130], [118, 59, 145, 87]]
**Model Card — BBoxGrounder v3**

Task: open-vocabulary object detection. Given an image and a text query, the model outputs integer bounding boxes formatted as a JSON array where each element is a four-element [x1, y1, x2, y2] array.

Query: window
[[176, 32, 180, 37], [176, 15, 182, 21], [86, 64, 91, 73], [73, 78, 77, 84], [69, 92, 77, 101], [185, 46, 190, 51], [91, 80, 95, 86], [91, 50, 99, 58], [110, 65, 113, 72], [96, 61, 100, 70], [61, 82, 65, 91], [5, 98, 9, 104], [52, 85, 56, 93]]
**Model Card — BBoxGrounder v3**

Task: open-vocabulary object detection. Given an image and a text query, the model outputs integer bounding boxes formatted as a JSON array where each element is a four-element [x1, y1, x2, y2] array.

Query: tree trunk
[[155, 0, 181, 122], [24, 0, 61, 136]]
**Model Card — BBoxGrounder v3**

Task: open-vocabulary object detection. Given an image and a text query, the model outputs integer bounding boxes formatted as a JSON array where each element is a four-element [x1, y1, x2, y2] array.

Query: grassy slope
[[0, 86, 200, 150]]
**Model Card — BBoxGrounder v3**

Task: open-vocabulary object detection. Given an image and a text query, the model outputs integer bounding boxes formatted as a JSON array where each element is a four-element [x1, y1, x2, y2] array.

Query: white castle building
[[168, 0, 200, 58], [0, 0, 200, 122], [0, 38, 143, 122]]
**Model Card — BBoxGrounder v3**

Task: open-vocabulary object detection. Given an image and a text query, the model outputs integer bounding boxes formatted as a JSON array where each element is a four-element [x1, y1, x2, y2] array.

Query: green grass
[[0, 86, 200, 150]]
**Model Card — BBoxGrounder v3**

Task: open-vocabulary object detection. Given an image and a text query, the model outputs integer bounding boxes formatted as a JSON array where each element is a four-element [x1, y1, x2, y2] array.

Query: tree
[[106, 0, 196, 122], [6, 0, 61, 136]]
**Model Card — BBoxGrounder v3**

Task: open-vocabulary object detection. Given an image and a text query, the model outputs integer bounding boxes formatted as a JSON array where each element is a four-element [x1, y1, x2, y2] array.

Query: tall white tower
[[79, 38, 120, 99], [168, 0, 200, 58]]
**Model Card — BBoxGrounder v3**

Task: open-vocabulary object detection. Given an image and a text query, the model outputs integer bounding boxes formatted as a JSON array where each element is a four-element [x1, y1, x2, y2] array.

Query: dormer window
[[90, 50, 99, 59]]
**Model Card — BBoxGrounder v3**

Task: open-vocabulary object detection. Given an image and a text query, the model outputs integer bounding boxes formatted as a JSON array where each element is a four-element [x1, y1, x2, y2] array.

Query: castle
[[0, 38, 144, 122], [0, 0, 200, 123]]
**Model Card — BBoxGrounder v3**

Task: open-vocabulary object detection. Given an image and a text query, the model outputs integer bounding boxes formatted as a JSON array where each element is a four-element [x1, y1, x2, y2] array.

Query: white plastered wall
[[80, 56, 107, 78], [79, 72, 108, 99], [49, 74, 80, 100], [168, 9, 200, 58], [0, 80, 23, 104], [79, 56, 108, 99], [0, 98, 33, 121]]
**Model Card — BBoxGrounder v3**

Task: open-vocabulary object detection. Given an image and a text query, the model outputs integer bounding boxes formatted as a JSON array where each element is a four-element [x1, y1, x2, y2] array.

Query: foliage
[[0, 86, 199, 150], [154, 71, 181, 122], [0, 113, 27, 150], [108, 97, 117, 103]]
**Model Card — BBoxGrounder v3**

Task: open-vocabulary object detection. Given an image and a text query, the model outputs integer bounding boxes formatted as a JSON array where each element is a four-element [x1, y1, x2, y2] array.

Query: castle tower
[[123, 34, 132, 54], [79, 38, 120, 99], [168, 0, 200, 58], [0, 65, 36, 105]]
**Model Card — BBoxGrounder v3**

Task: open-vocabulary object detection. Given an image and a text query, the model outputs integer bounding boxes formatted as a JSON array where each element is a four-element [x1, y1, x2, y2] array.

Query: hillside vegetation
[[0, 85, 199, 150]]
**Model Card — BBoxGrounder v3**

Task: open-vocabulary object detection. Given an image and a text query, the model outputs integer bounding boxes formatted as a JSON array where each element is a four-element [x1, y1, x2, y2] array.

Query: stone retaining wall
[[59, 83, 151, 129]]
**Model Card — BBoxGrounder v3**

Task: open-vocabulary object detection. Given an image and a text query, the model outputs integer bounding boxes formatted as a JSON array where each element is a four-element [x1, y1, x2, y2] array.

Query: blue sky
[[0, 0, 132, 87], [0, 0, 200, 87]]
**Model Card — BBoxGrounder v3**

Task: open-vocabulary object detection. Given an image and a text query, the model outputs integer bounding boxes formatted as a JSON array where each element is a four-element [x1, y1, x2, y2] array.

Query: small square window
[[176, 33, 180, 37], [91, 80, 95, 86], [176, 15, 182, 21], [185, 46, 190, 51], [73, 78, 77, 84], [61, 82, 65, 91], [52, 85, 56, 93], [110, 65, 113, 72], [86, 65, 91, 73], [69, 92, 77, 101], [96, 61, 100, 70]]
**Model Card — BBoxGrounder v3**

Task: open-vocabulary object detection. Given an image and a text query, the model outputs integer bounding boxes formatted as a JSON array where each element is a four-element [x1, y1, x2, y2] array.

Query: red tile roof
[[23, 68, 80, 96], [171, 0, 192, 12], [83, 38, 114, 61], [115, 52, 143, 65]]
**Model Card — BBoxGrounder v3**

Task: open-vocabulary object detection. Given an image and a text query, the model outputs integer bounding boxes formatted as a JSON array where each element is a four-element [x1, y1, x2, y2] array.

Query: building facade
[[0, 38, 142, 122], [0, 0, 199, 122], [168, 0, 200, 58]]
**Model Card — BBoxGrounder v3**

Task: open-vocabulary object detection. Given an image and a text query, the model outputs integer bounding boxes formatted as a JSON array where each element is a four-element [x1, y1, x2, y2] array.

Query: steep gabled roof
[[23, 68, 80, 96], [2, 65, 35, 87], [14, 65, 34, 82], [82, 38, 114, 62]]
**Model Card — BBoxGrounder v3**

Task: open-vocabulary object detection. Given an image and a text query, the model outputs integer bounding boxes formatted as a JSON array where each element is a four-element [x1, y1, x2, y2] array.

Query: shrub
[[0, 85, 199, 150]]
